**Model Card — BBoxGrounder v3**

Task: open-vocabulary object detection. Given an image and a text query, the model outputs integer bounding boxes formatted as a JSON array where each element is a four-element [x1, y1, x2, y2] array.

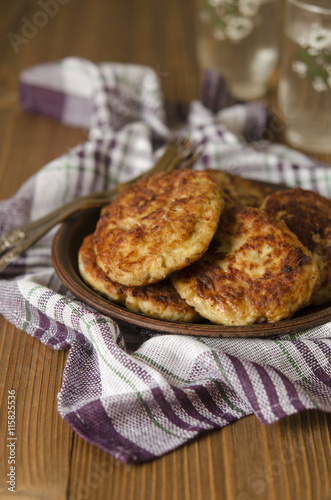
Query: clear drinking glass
[[196, 0, 281, 101], [278, 0, 331, 153]]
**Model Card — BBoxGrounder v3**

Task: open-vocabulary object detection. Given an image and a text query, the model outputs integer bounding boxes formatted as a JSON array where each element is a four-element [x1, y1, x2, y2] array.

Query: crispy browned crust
[[171, 206, 319, 325], [78, 234, 200, 323], [261, 188, 331, 305], [93, 169, 223, 286], [207, 169, 275, 208], [78, 235, 127, 304]]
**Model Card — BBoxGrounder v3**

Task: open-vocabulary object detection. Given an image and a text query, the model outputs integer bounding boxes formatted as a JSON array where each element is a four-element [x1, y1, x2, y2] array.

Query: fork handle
[[0, 195, 115, 272], [0, 138, 188, 254], [0, 137, 199, 272], [0, 192, 114, 254]]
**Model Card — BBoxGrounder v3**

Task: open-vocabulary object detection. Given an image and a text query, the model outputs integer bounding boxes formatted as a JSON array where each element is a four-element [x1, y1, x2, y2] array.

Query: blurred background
[[2, 0, 200, 103], [0, 0, 200, 198]]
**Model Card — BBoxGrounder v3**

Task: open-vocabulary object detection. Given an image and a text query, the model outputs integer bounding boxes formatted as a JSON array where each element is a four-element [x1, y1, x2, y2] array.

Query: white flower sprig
[[292, 23, 331, 92], [200, 0, 263, 43]]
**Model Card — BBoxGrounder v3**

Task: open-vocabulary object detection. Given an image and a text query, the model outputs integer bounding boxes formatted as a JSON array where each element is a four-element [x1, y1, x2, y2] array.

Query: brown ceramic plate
[[51, 206, 331, 338]]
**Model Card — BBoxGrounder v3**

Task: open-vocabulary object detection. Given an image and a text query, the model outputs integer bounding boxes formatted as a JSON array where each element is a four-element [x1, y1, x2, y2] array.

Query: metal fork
[[0, 137, 200, 272]]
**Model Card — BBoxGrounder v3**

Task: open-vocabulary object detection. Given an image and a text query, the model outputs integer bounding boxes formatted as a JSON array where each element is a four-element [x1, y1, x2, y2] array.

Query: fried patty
[[79, 234, 200, 323], [93, 169, 224, 286], [208, 170, 275, 208], [171, 206, 319, 326], [261, 188, 331, 305]]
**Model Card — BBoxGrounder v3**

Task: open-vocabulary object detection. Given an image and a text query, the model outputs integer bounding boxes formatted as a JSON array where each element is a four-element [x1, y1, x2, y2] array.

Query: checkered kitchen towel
[[1, 57, 331, 464]]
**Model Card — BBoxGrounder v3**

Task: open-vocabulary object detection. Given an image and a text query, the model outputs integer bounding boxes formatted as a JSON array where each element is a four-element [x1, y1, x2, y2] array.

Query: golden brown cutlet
[[208, 169, 275, 208], [93, 169, 224, 286], [261, 187, 331, 305], [171, 206, 319, 325], [79, 234, 201, 323]]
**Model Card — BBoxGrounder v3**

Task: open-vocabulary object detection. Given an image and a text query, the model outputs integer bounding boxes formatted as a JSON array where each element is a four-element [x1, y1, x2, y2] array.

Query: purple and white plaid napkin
[[1, 57, 331, 464]]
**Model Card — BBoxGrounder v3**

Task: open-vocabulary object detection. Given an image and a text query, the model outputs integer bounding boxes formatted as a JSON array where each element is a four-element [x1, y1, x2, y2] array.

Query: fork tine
[[177, 146, 202, 170], [160, 138, 200, 172], [115, 137, 198, 192]]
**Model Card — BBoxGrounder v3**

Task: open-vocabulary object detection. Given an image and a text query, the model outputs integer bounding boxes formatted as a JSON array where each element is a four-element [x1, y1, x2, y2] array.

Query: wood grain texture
[[0, 0, 330, 499], [0, 317, 72, 499], [64, 410, 331, 500]]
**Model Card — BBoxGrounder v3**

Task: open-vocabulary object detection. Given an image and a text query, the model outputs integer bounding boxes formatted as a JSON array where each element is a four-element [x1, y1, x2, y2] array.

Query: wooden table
[[0, 1, 330, 499]]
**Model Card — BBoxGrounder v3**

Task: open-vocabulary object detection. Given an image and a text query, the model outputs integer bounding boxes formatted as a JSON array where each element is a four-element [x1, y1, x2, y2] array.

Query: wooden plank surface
[[0, 1, 330, 499]]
